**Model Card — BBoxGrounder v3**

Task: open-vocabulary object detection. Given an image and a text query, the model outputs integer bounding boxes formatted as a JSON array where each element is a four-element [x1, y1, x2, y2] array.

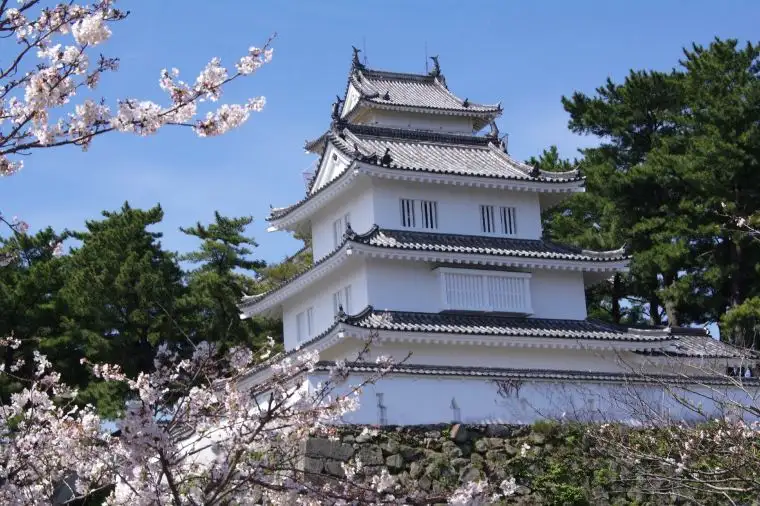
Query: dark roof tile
[[239, 227, 628, 311], [344, 307, 673, 342], [346, 67, 501, 117], [361, 228, 627, 262], [313, 361, 759, 385]]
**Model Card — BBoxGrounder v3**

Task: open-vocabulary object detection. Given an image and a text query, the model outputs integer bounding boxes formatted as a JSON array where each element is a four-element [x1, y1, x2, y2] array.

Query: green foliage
[[178, 211, 275, 349], [531, 418, 560, 435], [721, 296, 760, 349], [542, 38, 760, 340], [0, 227, 67, 399], [57, 202, 185, 416]]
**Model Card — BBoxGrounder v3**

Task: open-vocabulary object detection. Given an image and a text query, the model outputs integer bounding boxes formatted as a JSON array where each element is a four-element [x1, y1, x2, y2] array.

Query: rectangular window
[[481, 205, 517, 235], [332, 212, 351, 248], [480, 205, 496, 233], [420, 200, 438, 229], [332, 285, 352, 315], [439, 268, 532, 313], [400, 199, 438, 229], [400, 198, 416, 228], [500, 206, 517, 236], [296, 307, 314, 342]]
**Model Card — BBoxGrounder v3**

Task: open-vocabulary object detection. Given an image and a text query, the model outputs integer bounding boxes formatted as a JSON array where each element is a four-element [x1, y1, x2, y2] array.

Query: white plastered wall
[[363, 110, 474, 133], [364, 258, 587, 320], [322, 340, 633, 374], [530, 270, 587, 319], [281, 258, 369, 351], [309, 373, 759, 425], [311, 182, 375, 262], [371, 179, 544, 239]]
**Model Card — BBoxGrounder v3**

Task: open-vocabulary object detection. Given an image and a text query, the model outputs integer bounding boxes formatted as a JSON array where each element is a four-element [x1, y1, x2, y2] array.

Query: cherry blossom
[[0, 1, 274, 174]]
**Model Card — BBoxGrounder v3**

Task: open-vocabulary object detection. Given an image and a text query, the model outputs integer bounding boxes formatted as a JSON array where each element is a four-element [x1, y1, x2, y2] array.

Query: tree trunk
[[649, 294, 662, 326], [728, 237, 743, 309], [611, 274, 622, 324], [663, 272, 679, 327]]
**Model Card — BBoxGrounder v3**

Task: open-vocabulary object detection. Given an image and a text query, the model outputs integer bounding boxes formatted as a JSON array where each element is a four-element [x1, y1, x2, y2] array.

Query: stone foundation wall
[[302, 423, 652, 505]]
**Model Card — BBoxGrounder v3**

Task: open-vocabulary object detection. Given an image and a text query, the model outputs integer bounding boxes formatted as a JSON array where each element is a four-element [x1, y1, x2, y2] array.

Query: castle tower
[[239, 52, 747, 424]]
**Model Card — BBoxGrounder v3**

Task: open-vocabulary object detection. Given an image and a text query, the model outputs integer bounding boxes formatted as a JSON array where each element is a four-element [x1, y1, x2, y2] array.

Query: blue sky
[[3, 0, 759, 265]]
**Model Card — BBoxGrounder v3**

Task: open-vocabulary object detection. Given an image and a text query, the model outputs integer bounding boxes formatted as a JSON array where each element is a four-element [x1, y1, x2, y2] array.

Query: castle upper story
[[267, 53, 584, 262]]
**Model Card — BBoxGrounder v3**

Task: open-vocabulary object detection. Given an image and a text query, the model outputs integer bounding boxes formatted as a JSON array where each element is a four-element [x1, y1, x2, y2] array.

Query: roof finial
[[487, 120, 500, 139], [462, 98, 470, 108], [335, 304, 347, 321], [344, 220, 355, 240], [352, 46, 365, 70], [428, 55, 441, 77], [331, 94, 343, 120], [380, 147, 393, 167], [500, 133, 509, 154]]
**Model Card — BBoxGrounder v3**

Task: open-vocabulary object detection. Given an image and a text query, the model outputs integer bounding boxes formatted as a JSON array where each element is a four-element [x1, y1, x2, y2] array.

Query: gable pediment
[[310, 142, 351, 194]]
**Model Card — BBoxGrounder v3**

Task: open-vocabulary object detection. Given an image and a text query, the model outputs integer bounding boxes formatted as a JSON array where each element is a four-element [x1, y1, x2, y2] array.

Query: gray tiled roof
[[239, 227, 629, 312], [345, 307, 677, 342], [331, 125, 580, 183], [276, 126, 581, 223], [241, 309, 750, 381], [347, 68, 501, 116], [640, 333, 754, 359], [313, 361, 759, 385], [358, 228, 627, 262]]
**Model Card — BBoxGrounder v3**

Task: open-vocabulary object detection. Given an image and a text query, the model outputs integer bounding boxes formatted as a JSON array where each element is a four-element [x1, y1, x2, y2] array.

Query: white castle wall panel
[[311, 374, 758, 426], [364, 258, 587, 320], [366, 110, 474, 133], [311, 185, 375, 262], [282, 259, 369, 351], [370, 179, 544, 239]]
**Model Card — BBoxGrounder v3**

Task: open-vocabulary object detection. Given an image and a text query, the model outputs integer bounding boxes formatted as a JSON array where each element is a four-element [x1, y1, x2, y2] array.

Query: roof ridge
[[344, 124, 493, 146], [360, 67, 437, 82]]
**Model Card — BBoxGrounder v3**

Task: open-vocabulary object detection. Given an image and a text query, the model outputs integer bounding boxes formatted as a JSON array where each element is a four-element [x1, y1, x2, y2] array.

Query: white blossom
[[110, 99, 164, 135], [448, 479, 489, 506], [500, 476, 518, 497], [371, 468, 395, 493], [72, 14, 111, 46], [195, 57, 228, 101]]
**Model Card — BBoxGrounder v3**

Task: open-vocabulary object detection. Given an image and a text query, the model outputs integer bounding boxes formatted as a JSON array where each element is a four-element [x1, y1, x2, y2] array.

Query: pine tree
[[646, 39, 760, 345], [555, 69, 686, 325], [58, 202, 184, 416], [0, 228, 67, 399], [179, 212, 274, 349]]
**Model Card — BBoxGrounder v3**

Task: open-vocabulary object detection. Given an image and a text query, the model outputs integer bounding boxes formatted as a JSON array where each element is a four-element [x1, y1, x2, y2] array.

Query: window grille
[[480, 205, 496, 233], [376, 393, 387, 425], [500, 206, 517, 235], [439, 268, 531, 313], [400, 199, 416, 228], [420, 200, 438, 229]]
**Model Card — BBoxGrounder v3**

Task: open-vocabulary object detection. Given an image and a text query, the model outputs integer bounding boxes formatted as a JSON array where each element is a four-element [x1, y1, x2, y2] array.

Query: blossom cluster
[[0, 2, 274, 174]]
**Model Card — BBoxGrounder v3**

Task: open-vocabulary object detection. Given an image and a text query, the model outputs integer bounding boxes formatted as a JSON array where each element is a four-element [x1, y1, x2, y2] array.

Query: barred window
[[400, 199, 438, 229], [480, 205, 496, 233], [500, 206, 517, 236]]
